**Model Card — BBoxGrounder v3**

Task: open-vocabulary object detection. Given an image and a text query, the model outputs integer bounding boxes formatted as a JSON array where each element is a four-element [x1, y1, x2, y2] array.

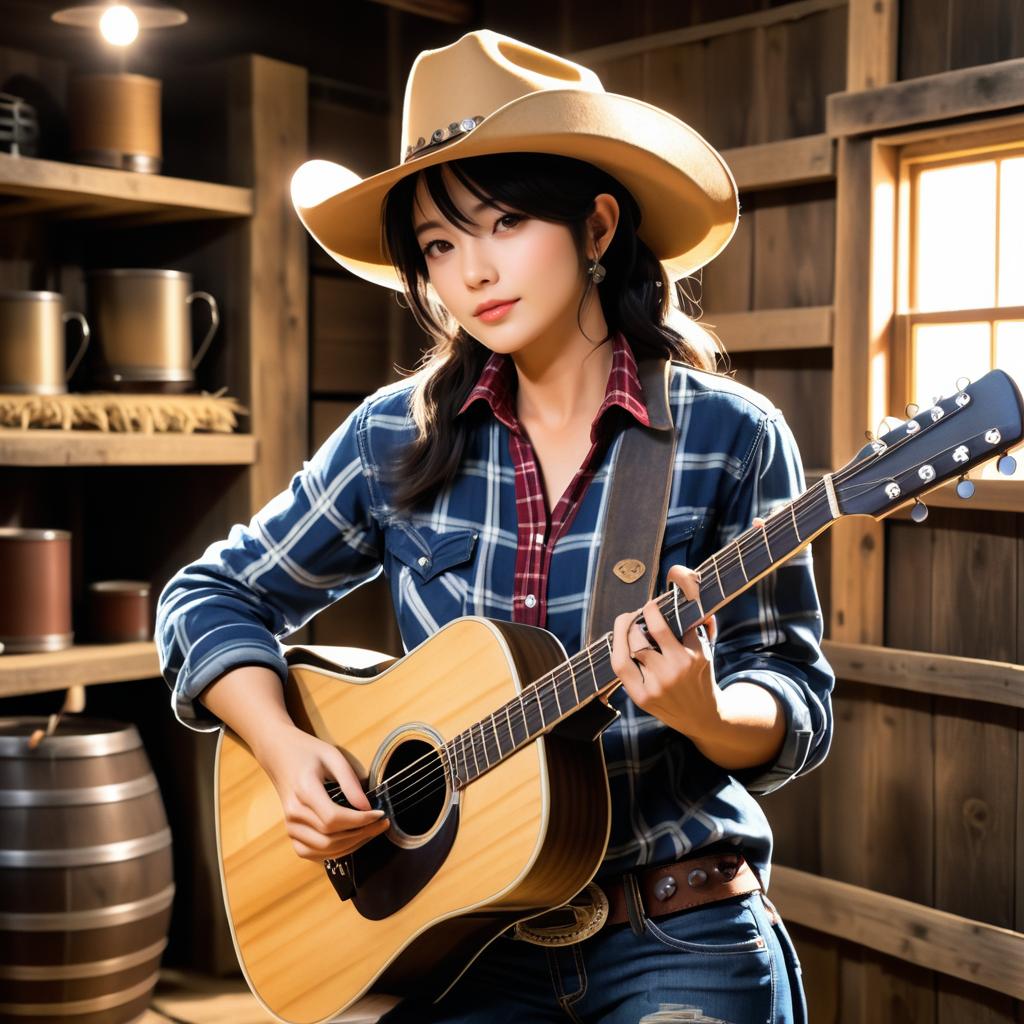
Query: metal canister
[[0, 529, 73, 654], [68, 73, 162, 174]]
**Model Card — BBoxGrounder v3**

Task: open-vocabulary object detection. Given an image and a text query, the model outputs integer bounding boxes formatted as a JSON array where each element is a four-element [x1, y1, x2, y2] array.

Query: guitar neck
[[442, 476, 839, 789]]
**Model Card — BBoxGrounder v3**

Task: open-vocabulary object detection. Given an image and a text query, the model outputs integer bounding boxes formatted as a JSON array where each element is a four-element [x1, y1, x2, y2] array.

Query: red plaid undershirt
[[457, 333, 651, 628]]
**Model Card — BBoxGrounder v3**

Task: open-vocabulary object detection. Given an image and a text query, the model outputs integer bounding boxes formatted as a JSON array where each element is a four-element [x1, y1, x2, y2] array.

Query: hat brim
[[292, 89, 739, 291]]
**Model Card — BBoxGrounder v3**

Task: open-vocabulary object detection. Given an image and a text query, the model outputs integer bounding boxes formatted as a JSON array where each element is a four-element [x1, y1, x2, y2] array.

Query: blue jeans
[[381, 890, 807, 1023]]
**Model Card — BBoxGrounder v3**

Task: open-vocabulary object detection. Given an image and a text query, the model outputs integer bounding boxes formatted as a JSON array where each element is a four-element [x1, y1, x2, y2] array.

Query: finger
[[706, 613, 718, 644], [301, 774, 380, 832], [612, 609, 648, 707], [666, 564, 701, 603], [326, 749, 372, 812], [290, 816, 390, 860], [642, 596, 682, 654]]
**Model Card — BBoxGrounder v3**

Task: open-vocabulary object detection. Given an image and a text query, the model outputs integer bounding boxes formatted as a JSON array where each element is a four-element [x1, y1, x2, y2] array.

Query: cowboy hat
[[291, 29, 739, 291]]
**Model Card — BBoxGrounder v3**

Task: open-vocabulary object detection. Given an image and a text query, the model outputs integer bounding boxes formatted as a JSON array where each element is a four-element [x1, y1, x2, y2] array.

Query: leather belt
[[600, 851, 762, 927], [512, 851, 762, 946]]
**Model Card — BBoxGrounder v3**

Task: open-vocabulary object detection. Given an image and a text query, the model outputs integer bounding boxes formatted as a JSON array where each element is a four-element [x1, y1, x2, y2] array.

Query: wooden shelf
[[0, 153, 253, 222], [0, 430, 258, 466], [0, 642, 159, 698]]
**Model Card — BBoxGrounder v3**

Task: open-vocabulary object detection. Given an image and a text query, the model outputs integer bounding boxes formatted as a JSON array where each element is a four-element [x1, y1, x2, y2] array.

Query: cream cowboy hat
[[291, 29, 739, 291]]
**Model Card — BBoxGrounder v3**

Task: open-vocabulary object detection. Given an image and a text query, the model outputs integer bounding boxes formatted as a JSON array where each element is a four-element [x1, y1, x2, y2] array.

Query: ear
[[588, 193, 620, 259]]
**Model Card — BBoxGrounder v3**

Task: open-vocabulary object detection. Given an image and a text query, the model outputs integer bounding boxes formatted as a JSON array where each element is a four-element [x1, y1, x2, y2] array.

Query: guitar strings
[[327, 409, 967, 820], [326, 479, 840, 814]]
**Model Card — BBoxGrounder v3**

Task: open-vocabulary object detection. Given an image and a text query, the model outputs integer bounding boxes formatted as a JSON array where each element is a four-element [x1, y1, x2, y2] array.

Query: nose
[[459, 237, 497, 289]]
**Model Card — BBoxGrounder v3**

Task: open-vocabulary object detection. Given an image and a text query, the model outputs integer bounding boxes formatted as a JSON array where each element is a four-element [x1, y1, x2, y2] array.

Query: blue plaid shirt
[[156, 351, 834, 890]]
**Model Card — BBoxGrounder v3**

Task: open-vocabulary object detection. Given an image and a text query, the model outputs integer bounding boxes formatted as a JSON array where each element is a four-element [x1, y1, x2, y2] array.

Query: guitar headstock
[[833, 369, 1024, 520]]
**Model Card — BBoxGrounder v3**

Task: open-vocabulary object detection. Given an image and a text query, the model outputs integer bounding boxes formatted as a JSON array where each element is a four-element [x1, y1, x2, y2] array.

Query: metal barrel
[[0, 718, 174, 1023]]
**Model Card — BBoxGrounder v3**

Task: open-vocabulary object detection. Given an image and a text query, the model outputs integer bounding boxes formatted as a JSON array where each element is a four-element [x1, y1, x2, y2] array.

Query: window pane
[[915, 161, 997, 311], [995, 320, 1024, 393], [998, 158, 1024, 306], [913, 322, 991, 407]]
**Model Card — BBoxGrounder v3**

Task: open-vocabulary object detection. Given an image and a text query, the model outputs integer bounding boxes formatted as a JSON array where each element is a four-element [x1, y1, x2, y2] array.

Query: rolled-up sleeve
[[155, 401, 384, 732], [711, 409, 834, 795]]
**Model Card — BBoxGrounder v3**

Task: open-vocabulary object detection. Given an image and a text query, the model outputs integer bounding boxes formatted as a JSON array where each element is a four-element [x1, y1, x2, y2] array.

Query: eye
[[422, 238, 453, 258], [496, 213, 523, 231]]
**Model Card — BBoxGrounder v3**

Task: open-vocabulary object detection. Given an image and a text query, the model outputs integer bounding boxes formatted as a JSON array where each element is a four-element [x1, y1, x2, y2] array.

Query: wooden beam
[[568, 0, 847, 65], [721, 135, 835, 191], [704, 306, 833, 352], [846, 0, 898, 91], [822, 640, 1024, 709], [368, 0, 471, 22], [828, 57, 1024, 137], [0, 643, 159, 698], [227, 56, 309, 513], [771, 866, 1024, 999]]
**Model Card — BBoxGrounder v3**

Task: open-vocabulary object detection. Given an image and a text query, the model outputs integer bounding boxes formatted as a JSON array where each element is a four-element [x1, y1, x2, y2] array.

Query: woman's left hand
[[610, 564, 723, 740]]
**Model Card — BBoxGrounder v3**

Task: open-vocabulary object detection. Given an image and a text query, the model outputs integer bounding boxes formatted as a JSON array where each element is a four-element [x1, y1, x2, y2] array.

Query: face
[[411, 169, 597, 358]]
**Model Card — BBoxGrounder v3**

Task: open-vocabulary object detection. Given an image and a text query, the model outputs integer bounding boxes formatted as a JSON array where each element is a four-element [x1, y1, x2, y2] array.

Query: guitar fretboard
[[440, 475, 838, 788]]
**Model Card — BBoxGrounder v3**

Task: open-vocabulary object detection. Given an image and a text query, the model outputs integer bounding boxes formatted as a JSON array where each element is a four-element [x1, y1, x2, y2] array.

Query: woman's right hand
[[255, 725, 390, 863]]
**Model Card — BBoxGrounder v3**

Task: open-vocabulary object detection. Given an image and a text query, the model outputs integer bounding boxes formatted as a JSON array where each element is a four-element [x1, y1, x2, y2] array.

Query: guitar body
[[214, 616, 612, 1024]]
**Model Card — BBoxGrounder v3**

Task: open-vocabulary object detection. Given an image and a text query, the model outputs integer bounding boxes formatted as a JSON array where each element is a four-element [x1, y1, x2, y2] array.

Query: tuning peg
[[998, 454, 1017, 476], [864, 428, 876, 442], [904, 402, 919, 418], [956, 476, 975, 499], [911, 499, 929, 523]]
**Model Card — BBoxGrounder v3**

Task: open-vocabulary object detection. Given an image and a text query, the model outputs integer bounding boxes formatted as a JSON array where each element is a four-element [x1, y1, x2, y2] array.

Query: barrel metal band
[[0, 827, 171, 868], [0, 938, 167, 979], [0, 775, 158, 807], [0, 970, 159, 1015], [0, 883, 174, 931]]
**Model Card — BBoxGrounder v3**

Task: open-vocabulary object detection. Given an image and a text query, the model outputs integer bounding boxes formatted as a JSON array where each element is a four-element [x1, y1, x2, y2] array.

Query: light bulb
[[99, 5, 140, 45]]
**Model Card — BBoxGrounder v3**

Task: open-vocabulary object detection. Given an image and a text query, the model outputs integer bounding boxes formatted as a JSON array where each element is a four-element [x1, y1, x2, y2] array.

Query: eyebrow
[[414, 200, 498, 238]]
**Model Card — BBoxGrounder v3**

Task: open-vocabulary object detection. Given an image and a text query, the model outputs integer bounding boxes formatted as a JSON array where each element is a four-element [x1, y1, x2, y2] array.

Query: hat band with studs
[[404, 115, 485, 162]]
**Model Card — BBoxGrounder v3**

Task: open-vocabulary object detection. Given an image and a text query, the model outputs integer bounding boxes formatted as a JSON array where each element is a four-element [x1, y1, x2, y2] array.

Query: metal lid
[[0, 527, 70, 541], [87, 268, 189, 280], [0, 718, 142, 758], [88, 580, 151, 595], [0, 289, 63, 301]]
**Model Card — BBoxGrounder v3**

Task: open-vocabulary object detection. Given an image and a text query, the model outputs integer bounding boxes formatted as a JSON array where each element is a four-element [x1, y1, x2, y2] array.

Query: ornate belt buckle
[[512, 882, 609, 947]]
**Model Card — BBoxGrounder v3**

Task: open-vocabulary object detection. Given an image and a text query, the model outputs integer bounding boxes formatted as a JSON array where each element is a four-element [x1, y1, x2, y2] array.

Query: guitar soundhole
[[382, 738, 449, 841]]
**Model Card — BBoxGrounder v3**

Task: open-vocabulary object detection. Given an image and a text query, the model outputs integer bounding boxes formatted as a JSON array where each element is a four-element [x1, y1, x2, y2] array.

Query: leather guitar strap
[[582, 355, 676, 646]]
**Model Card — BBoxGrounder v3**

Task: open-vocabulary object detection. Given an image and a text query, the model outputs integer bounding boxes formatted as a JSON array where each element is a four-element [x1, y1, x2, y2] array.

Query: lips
[[475, 299, 519, 323]]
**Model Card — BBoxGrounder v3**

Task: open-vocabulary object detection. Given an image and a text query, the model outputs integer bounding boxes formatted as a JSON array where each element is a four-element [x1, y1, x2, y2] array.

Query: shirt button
[[524, 594, 537, 609], [534, 532, 545, 544], [417, 556, 429, 568]]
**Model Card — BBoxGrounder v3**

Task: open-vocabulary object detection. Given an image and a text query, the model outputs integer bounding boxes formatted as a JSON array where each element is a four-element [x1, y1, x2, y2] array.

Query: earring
[[588, 257, 606, 284]]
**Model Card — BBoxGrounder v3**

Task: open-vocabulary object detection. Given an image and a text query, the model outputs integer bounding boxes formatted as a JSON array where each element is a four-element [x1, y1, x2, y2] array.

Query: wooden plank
[[567, 0, 847, 65], [367, 0, 470, 22], [846, 0, 898, 91], [228, 56, 309, 512], [0, 431, 257, 466], [893, 478, 1024, 515], [0, 642, 158, 698], [830, 134, 884, 644], [770, 865, 1024, 999], [0, 153, 252, 221], [312, 277, 393, 395], [828, 57, 1024, 137], [822, 640, 1024, 709], [721, 134, 835, 191], [705, 306, 833, 352]]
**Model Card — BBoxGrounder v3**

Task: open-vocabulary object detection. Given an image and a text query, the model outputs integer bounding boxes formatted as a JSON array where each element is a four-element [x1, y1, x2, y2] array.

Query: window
[[895, 138, 1024, 478]]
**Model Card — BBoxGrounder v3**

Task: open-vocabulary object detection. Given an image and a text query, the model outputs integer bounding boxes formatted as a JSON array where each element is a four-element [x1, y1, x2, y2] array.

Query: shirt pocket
[[385, 524, 480, 636]]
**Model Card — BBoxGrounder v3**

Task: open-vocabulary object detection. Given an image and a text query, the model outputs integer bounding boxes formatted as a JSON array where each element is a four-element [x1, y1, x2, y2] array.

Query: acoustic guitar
[[214, 369, 1023, 1024]]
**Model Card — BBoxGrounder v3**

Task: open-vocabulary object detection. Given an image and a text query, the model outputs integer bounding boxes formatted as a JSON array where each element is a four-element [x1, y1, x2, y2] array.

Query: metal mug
[[0, 290, 90, 395], [87, 269, 219, 392]]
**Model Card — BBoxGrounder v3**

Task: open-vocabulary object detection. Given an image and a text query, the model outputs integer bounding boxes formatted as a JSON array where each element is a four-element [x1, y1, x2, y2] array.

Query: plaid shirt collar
[[457, 333, 651, 442]]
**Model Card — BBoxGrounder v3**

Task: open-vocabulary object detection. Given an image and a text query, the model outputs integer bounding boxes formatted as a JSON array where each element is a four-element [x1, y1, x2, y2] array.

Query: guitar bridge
[[324, 855, 356, 900]]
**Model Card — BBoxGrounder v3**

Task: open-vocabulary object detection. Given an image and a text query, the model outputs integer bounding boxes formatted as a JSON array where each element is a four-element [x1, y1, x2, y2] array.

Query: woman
[[156, 29, 833, 1024]]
